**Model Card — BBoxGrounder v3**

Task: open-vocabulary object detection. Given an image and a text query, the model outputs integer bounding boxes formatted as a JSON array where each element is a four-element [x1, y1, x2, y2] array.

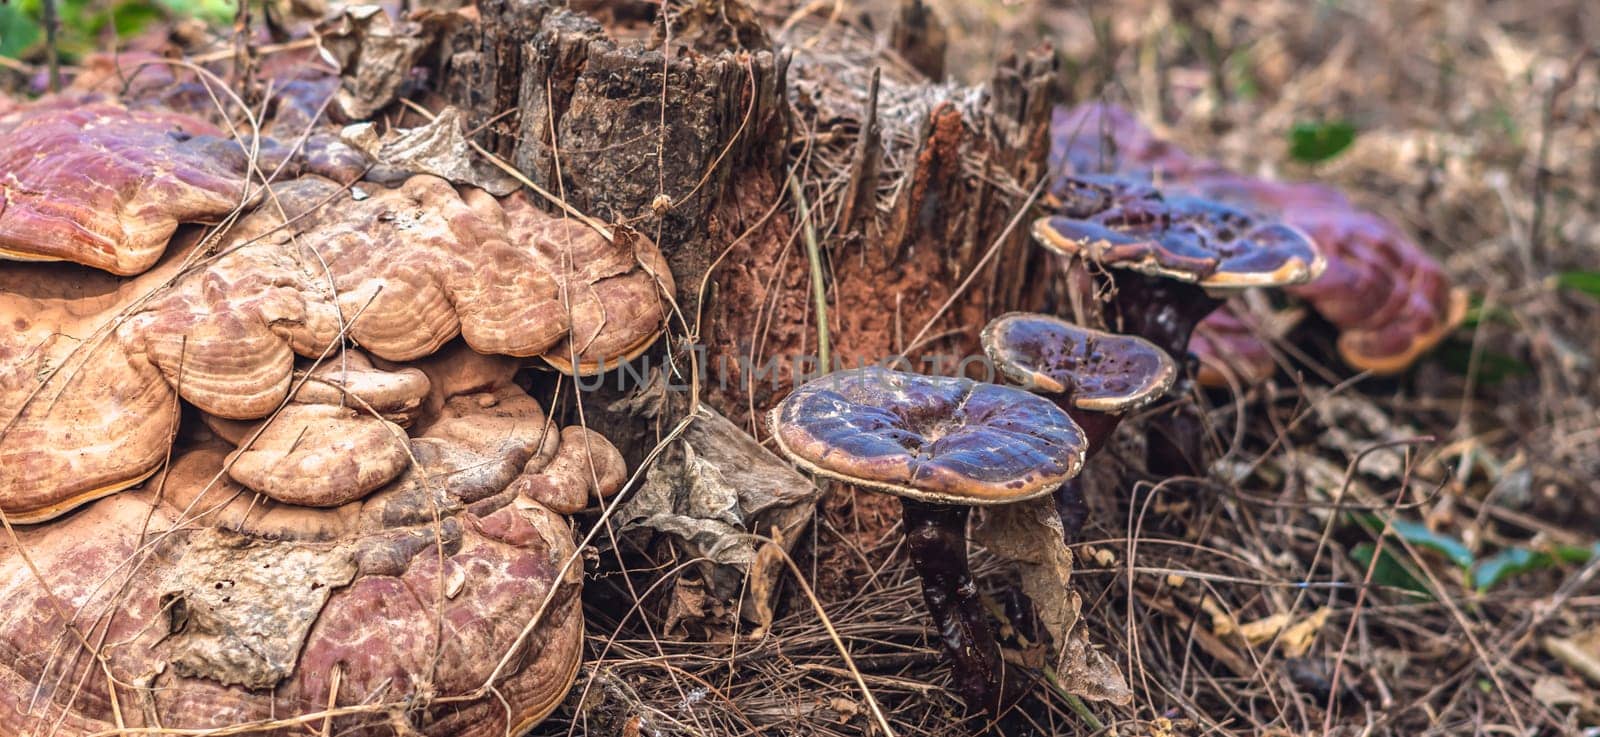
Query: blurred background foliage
[[0, 0, 233, 60]]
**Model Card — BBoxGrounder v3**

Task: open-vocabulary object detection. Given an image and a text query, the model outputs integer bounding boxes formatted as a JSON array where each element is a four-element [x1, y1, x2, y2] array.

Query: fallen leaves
[[975, 497, 1133, 704], [1202, 598, 1332, 659]]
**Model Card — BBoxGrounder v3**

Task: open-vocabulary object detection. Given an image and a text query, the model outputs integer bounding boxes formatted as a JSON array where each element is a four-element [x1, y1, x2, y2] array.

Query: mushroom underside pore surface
[[769, 367, 1087, 712]]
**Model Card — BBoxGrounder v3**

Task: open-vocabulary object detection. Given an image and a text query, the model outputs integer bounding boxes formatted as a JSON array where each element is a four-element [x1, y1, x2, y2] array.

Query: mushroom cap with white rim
[[768, 366, 1088, 505], [1033, 175, 1325, 292], [981, 312, 1178, 414]]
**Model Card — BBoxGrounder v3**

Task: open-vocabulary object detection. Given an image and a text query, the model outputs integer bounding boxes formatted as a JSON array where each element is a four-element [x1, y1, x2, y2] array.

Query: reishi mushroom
[[0, 173, 672, 523], [1032, 175, 1323, 474], [1051, 102, 1466, 377], [0, 75, 665, 737], [769, 366, 1088, 712], [1179, 175, 1469, 374], [0, 102, 266, 275], [0, 354, 618, 736], [981, 312, 1176, 536], [1188, 301, 1281, 388], [0, 230, 206, 523]]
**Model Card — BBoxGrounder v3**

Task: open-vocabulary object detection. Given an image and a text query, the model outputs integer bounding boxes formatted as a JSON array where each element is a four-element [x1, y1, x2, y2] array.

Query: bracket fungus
[[1188, 302, 1281, 388], [0, 232, 206, 524], [1181, 175, 1469, 375], [982, 312, 1176, 535], [0, 366, 618, 736], [0, 101, 265, 275], [769, 366, 1087, 712], [1, 171, 670, 523], [1051, 102, 1466, 377], [1033, 176, 1322, 474]]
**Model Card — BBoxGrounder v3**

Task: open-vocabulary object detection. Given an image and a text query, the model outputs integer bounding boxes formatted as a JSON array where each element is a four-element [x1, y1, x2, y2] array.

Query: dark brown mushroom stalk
[[981, 312, 1176, 536], [1033, 175, 1324, 475], [769, 366, 1087, 713]]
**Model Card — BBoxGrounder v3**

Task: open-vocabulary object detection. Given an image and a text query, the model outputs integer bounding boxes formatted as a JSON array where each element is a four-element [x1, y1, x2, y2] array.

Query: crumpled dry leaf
[[1309, 389, 1423, 481], [342, 107, 519, 195], [974, 497, 1132, 704], [617, 403, 818, 605], [1056, 625, 1136, 704], [975, 498, 1079, 648], [746, 524, 788, 636], [1544, 627, 1600, 686], [159, 528, 357, 690], [1203, 598, 1331, 658], [318, 5, 432, 119], [1532, 675, 1600, 724]]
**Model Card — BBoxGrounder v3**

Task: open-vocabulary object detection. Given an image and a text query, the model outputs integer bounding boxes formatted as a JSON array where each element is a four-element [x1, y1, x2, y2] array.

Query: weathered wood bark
[[441, 0, 786, 289], [436, 0, 1059, 504]]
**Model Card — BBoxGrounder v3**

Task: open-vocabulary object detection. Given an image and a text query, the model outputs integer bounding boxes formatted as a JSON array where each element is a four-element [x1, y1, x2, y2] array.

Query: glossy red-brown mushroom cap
[[1184, 176, 1467, 374], [768, 367, 1087, 505], [1033, 175, 1325, 290], [0, 102, 262, 275], [981, 312, 1176, 413]]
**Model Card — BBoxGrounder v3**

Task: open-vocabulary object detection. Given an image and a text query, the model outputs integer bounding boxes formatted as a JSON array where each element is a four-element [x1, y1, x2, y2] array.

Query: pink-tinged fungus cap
[[0, 101, 263, 275], [487, 192, 674, 376], [224, 404, 411, 508], [981, 312, 1176, 413], [1190, 303, 1279, 388], [1180, 175, 1467, 374], [768, 367, 1087, 505], [1048, 103, 1224, 189], [0, 376, 606, 735]]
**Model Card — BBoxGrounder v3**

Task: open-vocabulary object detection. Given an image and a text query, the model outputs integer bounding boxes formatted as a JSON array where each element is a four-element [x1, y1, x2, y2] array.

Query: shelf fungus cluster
[[0, 86, 669, 735], [1049, 102, 1467, 381]]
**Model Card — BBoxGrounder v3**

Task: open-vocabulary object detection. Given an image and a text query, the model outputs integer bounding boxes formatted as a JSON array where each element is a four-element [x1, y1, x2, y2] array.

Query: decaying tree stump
[[436, 0, 1062, 596], [439, 0, 1057, 426]]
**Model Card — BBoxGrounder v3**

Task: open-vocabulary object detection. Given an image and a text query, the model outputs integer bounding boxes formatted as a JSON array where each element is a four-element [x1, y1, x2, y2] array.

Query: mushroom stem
[[900, 498, 1009, 713], [1109, 272, 1223, 359], [1109, 273, 1222, 478], [1050, 408, 1121, 541]]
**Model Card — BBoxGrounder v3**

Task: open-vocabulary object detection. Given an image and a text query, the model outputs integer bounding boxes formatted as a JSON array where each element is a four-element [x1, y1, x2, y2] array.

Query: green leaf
[[1556, 270, 1600, 299], [1552, 542, 1600, 564], [1289, 120, 1357, 163], [1474, 542, 1600, 591], [1354, 514, 1473, 569], [1350, 542, 1431, 597], [1386, 518, 1474, 569], [0, 2, 42, 59], [1472, 547, 1554, 591], [1436, 338, 1531, 385], [109, 2, 166, 38], [156, 0, 234, 25]]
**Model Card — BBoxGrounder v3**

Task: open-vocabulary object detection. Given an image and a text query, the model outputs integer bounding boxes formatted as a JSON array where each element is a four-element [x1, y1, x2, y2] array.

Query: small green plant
[[1555, 270, 1600, 299], [0, 0, 234, 62], [1350, 513, 1600, 595], [1289, 119, 1358, 163]]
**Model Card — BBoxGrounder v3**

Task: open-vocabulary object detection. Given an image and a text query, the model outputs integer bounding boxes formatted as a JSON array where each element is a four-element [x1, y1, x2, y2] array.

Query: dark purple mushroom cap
[[1033, 175, 1325, 290], [768, 367, 1087, 505], [980, 312, 1177, 413]]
